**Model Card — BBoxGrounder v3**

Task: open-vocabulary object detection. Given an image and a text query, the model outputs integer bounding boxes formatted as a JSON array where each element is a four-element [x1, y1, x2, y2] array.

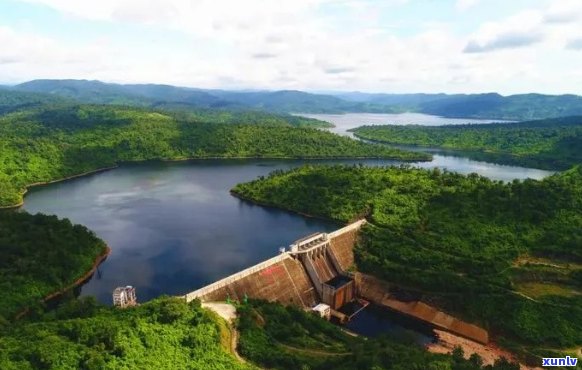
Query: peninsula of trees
[[0, 212, 107, 320], [352, 116, 582, 170]]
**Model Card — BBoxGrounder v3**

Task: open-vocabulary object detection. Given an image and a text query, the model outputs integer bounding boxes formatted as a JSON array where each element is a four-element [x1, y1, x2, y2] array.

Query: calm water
[[21, 113, 555, 340], [23, 157, 551, 303], [345, 304, 436, 345], [23, 160, 341, 304], [298, 112, 511, 137]]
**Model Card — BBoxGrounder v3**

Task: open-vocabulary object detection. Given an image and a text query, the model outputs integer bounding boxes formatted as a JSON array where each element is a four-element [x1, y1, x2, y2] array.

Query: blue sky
[[0, 0, 581, 94]]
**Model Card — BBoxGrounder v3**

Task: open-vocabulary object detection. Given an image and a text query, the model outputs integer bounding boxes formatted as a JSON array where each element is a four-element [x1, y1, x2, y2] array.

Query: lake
[[22, 113, 553, 306], [298, 112, 511, 137]]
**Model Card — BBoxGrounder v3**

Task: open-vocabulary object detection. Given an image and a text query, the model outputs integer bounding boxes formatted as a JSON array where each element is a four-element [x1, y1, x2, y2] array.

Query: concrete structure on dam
[[184, 220, 364, 309], [183, 218, 490, 345]]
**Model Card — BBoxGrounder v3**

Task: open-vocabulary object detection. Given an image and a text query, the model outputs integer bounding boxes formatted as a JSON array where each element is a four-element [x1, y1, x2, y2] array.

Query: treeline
[[0, 211, 107, 320], [237, 299, 519, 370], [0, 88, 331, 127], [0, 297, 251, 370], [232, 166, 582, 354], [352, 116, 582, 170], [13, 79, 582, 120], [0, 105, 428, 207]]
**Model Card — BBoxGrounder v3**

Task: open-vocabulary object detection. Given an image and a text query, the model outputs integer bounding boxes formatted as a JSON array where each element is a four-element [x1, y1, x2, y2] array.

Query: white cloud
[[567, 39, 582, 50], [456, 0, 480, 12], [464, 10, 545, 53], [3, 0, 582, 94], [543, 0, 582, 24]]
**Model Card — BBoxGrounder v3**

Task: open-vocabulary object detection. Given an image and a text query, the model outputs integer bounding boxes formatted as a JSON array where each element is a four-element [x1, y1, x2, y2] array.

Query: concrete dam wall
[[183, 219, 490, 345], [184, 220, 365, 306], [185, 254, 319, 307]]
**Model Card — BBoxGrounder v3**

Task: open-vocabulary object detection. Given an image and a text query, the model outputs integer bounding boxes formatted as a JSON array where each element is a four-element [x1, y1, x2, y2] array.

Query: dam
[[183, 219, 489, 345]]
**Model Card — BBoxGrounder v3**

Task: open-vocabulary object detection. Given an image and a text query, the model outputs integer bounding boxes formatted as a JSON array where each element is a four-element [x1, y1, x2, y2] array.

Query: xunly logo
[[542, 356, 578, 367]]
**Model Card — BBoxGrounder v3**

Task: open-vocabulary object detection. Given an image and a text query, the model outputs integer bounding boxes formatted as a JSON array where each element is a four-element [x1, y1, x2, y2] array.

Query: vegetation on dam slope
[[237, 299, 519, 370], [232, 165, 582, 355]]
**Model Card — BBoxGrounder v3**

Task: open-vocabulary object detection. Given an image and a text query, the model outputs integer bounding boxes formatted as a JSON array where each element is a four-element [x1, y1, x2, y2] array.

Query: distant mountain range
[[4, 79, 582, 120]]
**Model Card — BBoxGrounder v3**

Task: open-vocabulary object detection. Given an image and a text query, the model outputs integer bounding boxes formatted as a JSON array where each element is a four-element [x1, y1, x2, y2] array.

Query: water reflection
[[345, 304, 436, 345]]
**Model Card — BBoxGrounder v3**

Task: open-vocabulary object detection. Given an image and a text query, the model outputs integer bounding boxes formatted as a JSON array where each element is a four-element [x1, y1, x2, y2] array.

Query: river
[[21, 113, 554, 339]]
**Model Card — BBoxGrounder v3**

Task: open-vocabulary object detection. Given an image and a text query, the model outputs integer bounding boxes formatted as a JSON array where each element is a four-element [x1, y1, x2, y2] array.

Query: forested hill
[[352, 116, 582, 170], [0, 89, 69, 115], [0, 87, 332, 128], [0, 212, 107, 320], [13, 80, 394, 114], [10, 79, 582, 119], [0, 104, 428, 207], [334, 92, 582, 120], [233, 165, 582, 359]]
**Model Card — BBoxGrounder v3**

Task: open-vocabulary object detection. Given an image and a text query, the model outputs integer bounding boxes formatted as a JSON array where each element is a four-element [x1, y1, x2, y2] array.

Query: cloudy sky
[[0, 0, 581, 94]]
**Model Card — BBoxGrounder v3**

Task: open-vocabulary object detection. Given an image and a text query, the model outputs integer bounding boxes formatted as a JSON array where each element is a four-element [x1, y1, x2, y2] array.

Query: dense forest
[[232, 165, 582, 358], [0, 211, 107, 320], [0, 294, 520, 370], [0, 104, 428, 207], [336, 92, 582, 120], [11, 80, 394, 114], [0, 89, 331, 127], [237, 299, 519, 370], [11, 79, 582, 119], [352, 116, 582, 170], [0, 297, 251, 369]]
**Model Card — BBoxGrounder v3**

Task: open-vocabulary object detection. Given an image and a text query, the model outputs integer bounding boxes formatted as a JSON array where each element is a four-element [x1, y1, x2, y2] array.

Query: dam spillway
[[183, 219, 489, 345], [183, 220, 365, 308]]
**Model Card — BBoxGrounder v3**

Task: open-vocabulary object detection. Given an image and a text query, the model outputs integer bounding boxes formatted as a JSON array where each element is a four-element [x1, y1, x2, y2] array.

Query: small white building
[[312, 303, 331, 320], [113, 286, 137, 308]]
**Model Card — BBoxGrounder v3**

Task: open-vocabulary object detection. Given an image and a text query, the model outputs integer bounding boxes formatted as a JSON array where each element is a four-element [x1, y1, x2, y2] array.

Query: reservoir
[[22, 113, 553, 305], [297, 112, 511, 138]]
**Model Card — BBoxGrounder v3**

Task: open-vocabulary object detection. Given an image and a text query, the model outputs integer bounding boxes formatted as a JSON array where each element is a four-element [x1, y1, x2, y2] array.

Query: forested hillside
[[0, 89, 69, 115], [0, 88, 331, 128], [13, 80, 394, 114], [233, 165, 582, 357], [15, 79, 582, 119], [0, 105, 427, 207], [352, 116, 582, 170], [0, 212, 107, 320], [14, 79, 227, 108], [335, 92, 582, 120], [0, 297, 251, 370]]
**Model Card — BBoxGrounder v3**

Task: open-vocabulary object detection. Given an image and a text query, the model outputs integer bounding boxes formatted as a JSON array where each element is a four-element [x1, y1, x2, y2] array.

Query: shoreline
[[0, 155, 430, 210], [15, 245, 112, 320], [350, 132, 562, 172], [427, 329, 541, 370], [1, 165, 120, 210], [230, 189, 348, 224]]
